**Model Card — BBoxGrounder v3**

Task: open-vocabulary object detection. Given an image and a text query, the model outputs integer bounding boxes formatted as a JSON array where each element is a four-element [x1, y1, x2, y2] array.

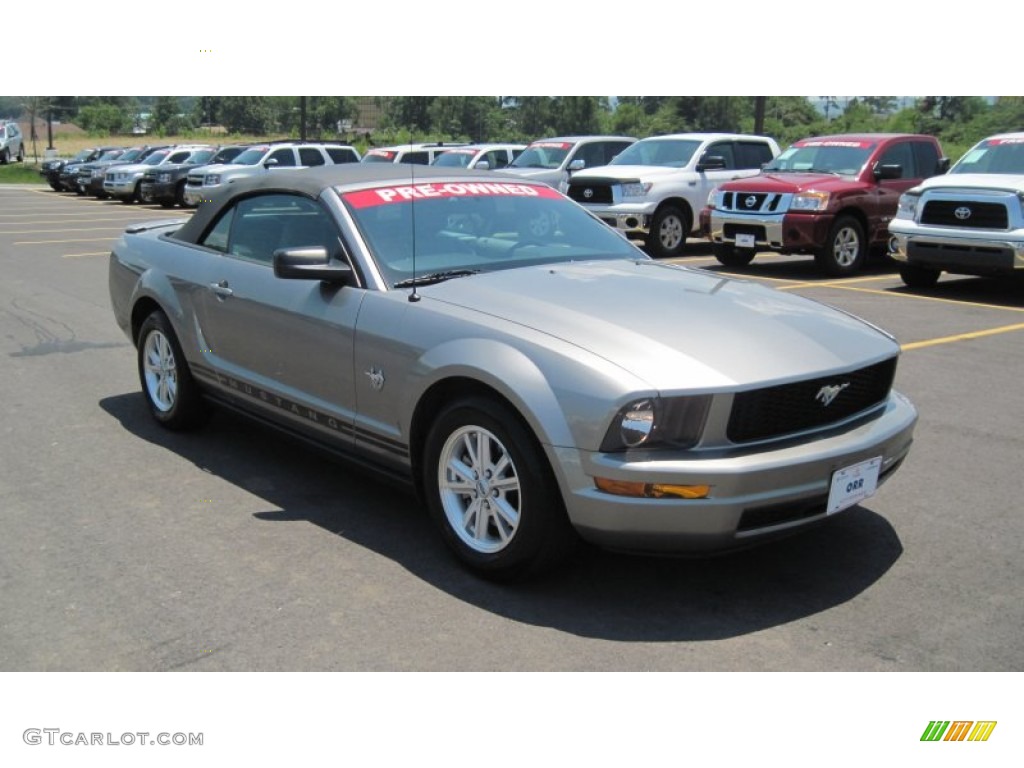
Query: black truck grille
[[921, 200, 1008, 229], [566, 182, 614, 205], [727, 357, 897, 444]]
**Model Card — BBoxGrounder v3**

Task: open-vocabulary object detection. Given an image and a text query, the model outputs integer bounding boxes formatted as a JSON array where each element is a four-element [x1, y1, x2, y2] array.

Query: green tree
[[77, 103, 131, 135], [150, 96, 179, 134], [219, 96, 275, 134]]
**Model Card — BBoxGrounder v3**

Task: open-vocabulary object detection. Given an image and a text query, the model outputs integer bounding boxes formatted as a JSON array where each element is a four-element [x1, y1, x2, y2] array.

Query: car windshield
[[339, 181, 642, 287], [231, 146, 270, 165], [362, 150, 398, 163], [98, 150, 123, 161], [71, 149, 93, 162], [950, 138, 1024, 174], [119, 148, 145, 162], [764, 141, 875, 175], [189, 149, 216, 164], [508, 143, 571, 170], [611, 139, 702, 168], [211, 146, 244, 164], [143, 150, 171, 166], [432, 150, 476, 168]]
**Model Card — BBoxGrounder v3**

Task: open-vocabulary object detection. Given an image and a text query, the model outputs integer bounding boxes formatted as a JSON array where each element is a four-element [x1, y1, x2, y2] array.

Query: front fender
[[407, 338, 576, 450]]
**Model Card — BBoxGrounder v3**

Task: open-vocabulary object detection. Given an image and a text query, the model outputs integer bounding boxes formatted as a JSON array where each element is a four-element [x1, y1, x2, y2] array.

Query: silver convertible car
[[109, 164, 917, 580]]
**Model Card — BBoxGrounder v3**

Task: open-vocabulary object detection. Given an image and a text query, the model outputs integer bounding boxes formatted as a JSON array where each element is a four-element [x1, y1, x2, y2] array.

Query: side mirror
[[475, 160, 490, 170], [264, 158, 279, 169], [875, 163, 903, 180], [567, 158, 585, 172], [696, 155, 727, 172], [936, 156, 951, 174], [273, 247, 354, 284]]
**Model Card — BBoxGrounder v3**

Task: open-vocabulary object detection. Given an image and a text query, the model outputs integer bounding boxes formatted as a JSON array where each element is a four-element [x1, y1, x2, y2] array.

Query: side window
[[486, 150, 508, 169], [404, 151, 430, 165], [298, 147, 326, 166], [268, 148, 296, 167], [573, 142, 606, 170], [326, 147, 359, 164], [702, 142, 736, 169], [878, 142, 915, 178], [736, 141, 774, 169], [168, 151, 192, 163], [200, 208, 235, 253], [912, 141, 941, 178], [225, 194, 323, 265]]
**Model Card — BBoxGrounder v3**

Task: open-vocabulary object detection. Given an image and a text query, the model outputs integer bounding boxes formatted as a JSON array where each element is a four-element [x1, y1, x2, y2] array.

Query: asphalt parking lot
[[1, 184, 1021, 671]]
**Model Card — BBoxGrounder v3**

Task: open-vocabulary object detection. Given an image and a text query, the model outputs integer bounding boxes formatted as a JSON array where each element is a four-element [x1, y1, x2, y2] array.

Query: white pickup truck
[[889, 131, 1024, 288], [566, 133, 780, 258]]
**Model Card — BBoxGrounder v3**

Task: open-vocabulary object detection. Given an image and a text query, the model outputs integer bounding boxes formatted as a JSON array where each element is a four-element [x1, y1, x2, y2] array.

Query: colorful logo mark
[[921, 721, 997, 742]]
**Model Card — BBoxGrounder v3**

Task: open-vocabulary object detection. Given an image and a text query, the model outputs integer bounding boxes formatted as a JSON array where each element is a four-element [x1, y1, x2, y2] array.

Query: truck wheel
[[647, 205, 689, 258], [422, 396, 577, 581], [714, 243, 756, 268], [174, 181, 187, 208], [16, 145, 24, 162], [899, 263, 941, 289], [121, 183, 140, 204], [815, 216, 865, 276], [0, 148, 8, 165]]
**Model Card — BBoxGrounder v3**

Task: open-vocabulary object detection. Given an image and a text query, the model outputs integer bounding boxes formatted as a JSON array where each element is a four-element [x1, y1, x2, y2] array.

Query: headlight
[[896, 191, 920, 220], [620, 181, 652, 198], [790, 191, 831, 212], [600, 395, 711, 452], [157, 173, 172, 183], [204, 174, 221, 186]]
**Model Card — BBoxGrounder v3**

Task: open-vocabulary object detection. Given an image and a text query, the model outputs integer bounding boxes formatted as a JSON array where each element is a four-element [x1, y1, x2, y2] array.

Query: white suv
[[0, 121, 25, 164], [566, 133, 780, 258], [183, 141, 361, 206], [361, 142, 468, 165]]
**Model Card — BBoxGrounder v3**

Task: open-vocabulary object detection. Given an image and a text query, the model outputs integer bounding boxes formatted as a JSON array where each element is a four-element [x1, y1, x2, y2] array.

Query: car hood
[[721, 172, 867, 194], [913, 172, 1024, 193], [421, 260, 897, 391], [109, 163, 152, 174], [500, 167, 562, 185], [572, 165, 693, 182]]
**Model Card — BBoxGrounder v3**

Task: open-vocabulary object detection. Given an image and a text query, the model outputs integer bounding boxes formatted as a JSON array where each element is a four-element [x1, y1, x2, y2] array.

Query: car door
[[194, 192, 366, 443], [870, 140, 920, 243]]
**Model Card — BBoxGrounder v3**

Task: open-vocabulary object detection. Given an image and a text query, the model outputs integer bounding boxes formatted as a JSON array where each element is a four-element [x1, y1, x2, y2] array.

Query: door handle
[[209, 280, 233, 299]]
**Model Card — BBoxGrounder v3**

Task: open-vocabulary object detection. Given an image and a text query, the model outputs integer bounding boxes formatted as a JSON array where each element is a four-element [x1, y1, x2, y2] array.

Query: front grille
[[187, 176, 203, 187], [720, 192, 782, 213], [566, 182, 613, 205], [727, 357, 897, 444], [921, 200, 1008, 229]]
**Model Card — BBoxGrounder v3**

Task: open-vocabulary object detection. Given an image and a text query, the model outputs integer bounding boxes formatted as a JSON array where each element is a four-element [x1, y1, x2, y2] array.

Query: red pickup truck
[[700, 133, 948, 275]]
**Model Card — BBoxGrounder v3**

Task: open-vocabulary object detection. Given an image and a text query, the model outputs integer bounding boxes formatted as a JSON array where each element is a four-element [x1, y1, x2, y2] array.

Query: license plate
[[827, 456, 882, 515], [735, 233, 755, 248]]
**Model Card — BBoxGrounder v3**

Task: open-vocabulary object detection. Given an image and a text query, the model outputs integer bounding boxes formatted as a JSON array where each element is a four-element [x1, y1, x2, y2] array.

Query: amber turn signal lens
[[594, 477, 710, 499]]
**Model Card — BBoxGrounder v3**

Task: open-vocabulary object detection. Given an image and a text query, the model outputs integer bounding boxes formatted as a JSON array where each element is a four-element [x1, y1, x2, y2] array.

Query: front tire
[[646, 205, 689, 258], [714, 242, 756, 268], [137, 310, 207, 431], [422, 397, 576, 581], [815, 215, 866, 276], [899, 263, 941, 289], [0, 148, 9, 165]]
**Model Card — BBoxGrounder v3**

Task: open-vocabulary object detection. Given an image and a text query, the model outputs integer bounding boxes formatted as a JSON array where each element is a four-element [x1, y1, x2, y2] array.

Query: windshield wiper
[[804, 167, 841, 176], [393, 269, 480, 288]]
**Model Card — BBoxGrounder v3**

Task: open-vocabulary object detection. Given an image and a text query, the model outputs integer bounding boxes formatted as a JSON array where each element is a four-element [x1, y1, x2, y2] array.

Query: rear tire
[[422, 397, 577, 581], [137, 310, 207, 431]]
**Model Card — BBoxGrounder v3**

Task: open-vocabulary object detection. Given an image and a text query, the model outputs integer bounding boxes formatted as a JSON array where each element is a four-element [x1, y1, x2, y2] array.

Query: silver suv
[[183, 141, 361, 205], [0, 121, 25, 164], [361, 142, 467, 165]]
